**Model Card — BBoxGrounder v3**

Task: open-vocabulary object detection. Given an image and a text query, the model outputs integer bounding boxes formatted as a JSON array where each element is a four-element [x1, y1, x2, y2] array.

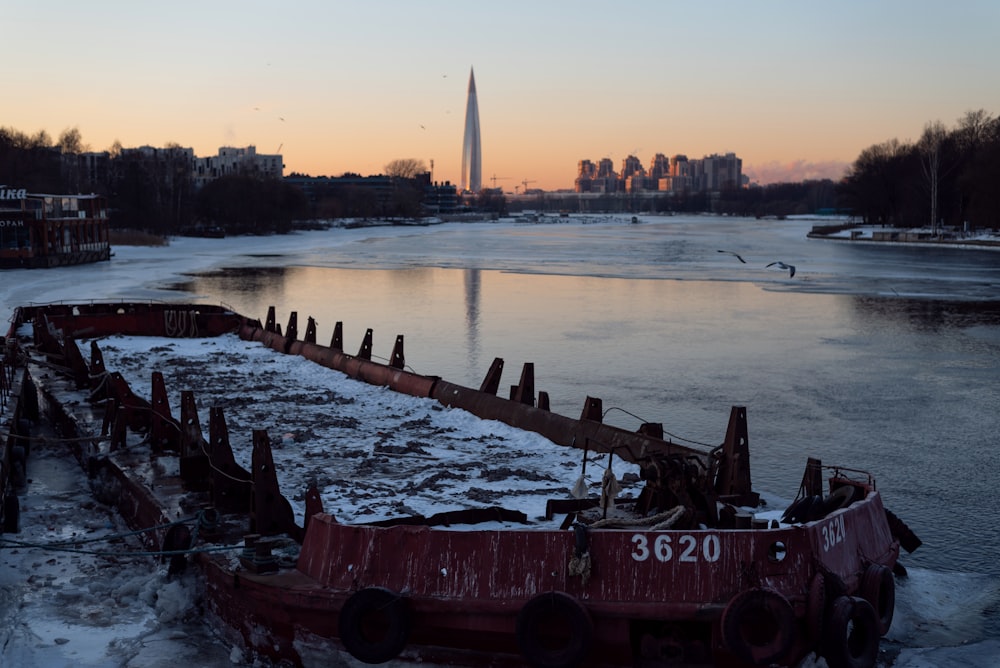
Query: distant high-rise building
[[692, 152, 742, 192], [460, 67, 482, 193], [648, 153, 670, 180], [575, 159, 597, 192]]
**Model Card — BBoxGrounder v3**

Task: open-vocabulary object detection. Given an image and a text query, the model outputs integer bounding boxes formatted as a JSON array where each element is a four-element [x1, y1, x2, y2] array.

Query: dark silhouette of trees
[[290, 175, 387, 219], [382, 159, 432, 218], [0, 126, 62, 192], [112, 158, 159, 230], [384, 158, 427, 180], [839, 110, 1000, 229], [838, 139, 914, 226], [716, 180, 838, 218], [475, 188, 507, 216], [109, 145, 194, 233], [388, 182, 424, 218], [195, 175, 307, 234], [10, 112, 997, 232], [57, 127, 87, 154]]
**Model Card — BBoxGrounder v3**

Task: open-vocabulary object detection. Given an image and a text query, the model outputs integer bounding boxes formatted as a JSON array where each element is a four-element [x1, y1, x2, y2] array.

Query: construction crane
[[521, 179, 537, 192], [490, 174, 510, 188]]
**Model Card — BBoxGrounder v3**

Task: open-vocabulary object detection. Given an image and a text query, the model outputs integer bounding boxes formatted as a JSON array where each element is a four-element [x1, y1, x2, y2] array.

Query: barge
[[1, 301, 920, 667], [0, 187, 111, 268]]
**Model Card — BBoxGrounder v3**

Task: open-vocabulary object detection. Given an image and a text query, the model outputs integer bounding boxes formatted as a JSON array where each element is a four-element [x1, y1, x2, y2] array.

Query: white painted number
[[679, 535, 697, 562], [654, 535, 673, 562], [821, 514, 846, 552], [631, 534, 721, 563], [631, 534, 650, 561], [703, 534, 721, 562]]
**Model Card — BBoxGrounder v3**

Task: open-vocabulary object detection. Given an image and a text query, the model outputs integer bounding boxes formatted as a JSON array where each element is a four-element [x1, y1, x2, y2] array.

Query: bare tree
[[57, 127, 88, 154], [956, 109, 994, 152], [29, 129, 52, 149], [841, 138, 912, 225], [384, 158, 427, 180], [918, 121, 948, 231]]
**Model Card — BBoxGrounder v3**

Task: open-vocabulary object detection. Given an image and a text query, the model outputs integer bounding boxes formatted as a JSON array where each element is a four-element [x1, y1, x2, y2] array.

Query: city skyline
[[4, 2, 999, 191]]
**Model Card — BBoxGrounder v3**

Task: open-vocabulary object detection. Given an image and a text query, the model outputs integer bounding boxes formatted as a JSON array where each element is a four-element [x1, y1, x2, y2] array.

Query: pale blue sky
[[5, 1, 998, 188]]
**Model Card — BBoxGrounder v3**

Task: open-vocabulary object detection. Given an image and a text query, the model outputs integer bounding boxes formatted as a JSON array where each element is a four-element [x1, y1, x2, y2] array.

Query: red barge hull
[[2, 301, 920, 667]]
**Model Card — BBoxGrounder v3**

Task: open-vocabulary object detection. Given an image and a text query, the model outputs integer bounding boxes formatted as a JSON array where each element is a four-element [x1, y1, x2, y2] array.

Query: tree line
[[0, 126, 442, 234], [1, 126, 320, 235], [5, 111, 999, 232], [838, 109, 1000, 230]]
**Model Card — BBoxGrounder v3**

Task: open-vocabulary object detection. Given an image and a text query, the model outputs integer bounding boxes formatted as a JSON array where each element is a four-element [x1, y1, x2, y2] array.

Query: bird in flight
[[717, 250, 746, 264], [766, 261, 796, 278]]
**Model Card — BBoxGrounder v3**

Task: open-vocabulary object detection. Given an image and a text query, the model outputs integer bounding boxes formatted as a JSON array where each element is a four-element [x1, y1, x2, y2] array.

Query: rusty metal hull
[[4, 302, 913, 667], [2, 349, 34, 534], [198, 494, 898, 666], [10, 302, 243, 339]]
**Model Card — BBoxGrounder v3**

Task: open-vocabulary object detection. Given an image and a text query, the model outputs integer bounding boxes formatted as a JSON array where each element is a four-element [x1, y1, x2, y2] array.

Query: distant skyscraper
[[460, 67, 482, 193]]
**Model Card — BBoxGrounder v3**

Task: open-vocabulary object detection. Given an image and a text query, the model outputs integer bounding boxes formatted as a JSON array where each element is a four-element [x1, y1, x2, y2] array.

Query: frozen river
[[2, 214, 999, 666]]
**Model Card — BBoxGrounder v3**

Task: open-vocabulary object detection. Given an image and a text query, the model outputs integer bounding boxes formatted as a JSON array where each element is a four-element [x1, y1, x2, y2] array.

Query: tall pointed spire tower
[[460, 67, 482, 193]]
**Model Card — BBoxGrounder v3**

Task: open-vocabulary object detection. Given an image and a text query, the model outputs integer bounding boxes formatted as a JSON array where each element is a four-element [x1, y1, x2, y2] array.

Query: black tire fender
[[806, 572, 827, 644], [781, 495, 819, 524], [823, 595, 879, 668], [860, 563, 895, 635], [821, 485, 860, 516], [516, 591, 593, 668], [9, 445, 27, 489], [338, 587, 411, 664], [161, 524, 192, 575], [721, 587, 795, 665], [2, 494, 20, 534]]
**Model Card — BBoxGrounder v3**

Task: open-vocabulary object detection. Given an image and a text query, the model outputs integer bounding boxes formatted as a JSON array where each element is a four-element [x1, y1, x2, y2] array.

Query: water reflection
[[464, 268, 481, 375], [850, 295, 1000, 332]]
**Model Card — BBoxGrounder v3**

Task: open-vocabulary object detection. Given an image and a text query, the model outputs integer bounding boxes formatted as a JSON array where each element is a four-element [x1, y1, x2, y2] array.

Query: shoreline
[[807, 223, 1000, 251], [809, 234, 1000, 251]]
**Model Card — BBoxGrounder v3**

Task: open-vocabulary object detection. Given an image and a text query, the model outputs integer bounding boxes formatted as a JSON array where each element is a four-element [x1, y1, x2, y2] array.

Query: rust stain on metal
[[2, 301, 922, 668]]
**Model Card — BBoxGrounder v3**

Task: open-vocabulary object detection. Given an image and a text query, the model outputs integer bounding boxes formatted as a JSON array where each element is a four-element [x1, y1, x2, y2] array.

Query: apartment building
[[575, 152, 743, 194]]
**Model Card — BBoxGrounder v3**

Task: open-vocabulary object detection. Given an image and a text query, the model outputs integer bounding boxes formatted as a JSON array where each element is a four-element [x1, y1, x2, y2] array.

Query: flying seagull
[[717, 250, 746, 264], [766, 261, 796, 278]]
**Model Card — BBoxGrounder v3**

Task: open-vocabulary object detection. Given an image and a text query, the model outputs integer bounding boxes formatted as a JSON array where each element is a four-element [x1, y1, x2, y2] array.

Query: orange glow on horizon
[[4, 3, 996, 191]]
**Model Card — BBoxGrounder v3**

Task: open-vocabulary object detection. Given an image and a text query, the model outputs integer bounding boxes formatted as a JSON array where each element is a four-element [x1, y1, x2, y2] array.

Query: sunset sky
[[5, 1, 999, 190]]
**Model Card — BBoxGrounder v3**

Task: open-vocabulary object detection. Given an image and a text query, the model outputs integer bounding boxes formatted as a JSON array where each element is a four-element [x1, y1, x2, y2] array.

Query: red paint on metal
[[251, 429, 300, 540], [12, 303, 242, 339], [207, 406, 252, 512], [150, 371, 180, 452], [210, 491, 898, 666], [8, 302, 915, 667]]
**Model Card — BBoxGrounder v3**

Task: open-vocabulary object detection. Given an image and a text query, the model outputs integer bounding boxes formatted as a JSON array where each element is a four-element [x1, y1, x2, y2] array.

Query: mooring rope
[[587, 505, 686, 530], [0, 509, 241, 559], [601, 405, 716, 449], [164, 310, 199, 338]]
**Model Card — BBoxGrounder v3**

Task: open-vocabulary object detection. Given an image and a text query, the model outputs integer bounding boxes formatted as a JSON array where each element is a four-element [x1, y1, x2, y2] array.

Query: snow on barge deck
[[2, 301, 921, 667]]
